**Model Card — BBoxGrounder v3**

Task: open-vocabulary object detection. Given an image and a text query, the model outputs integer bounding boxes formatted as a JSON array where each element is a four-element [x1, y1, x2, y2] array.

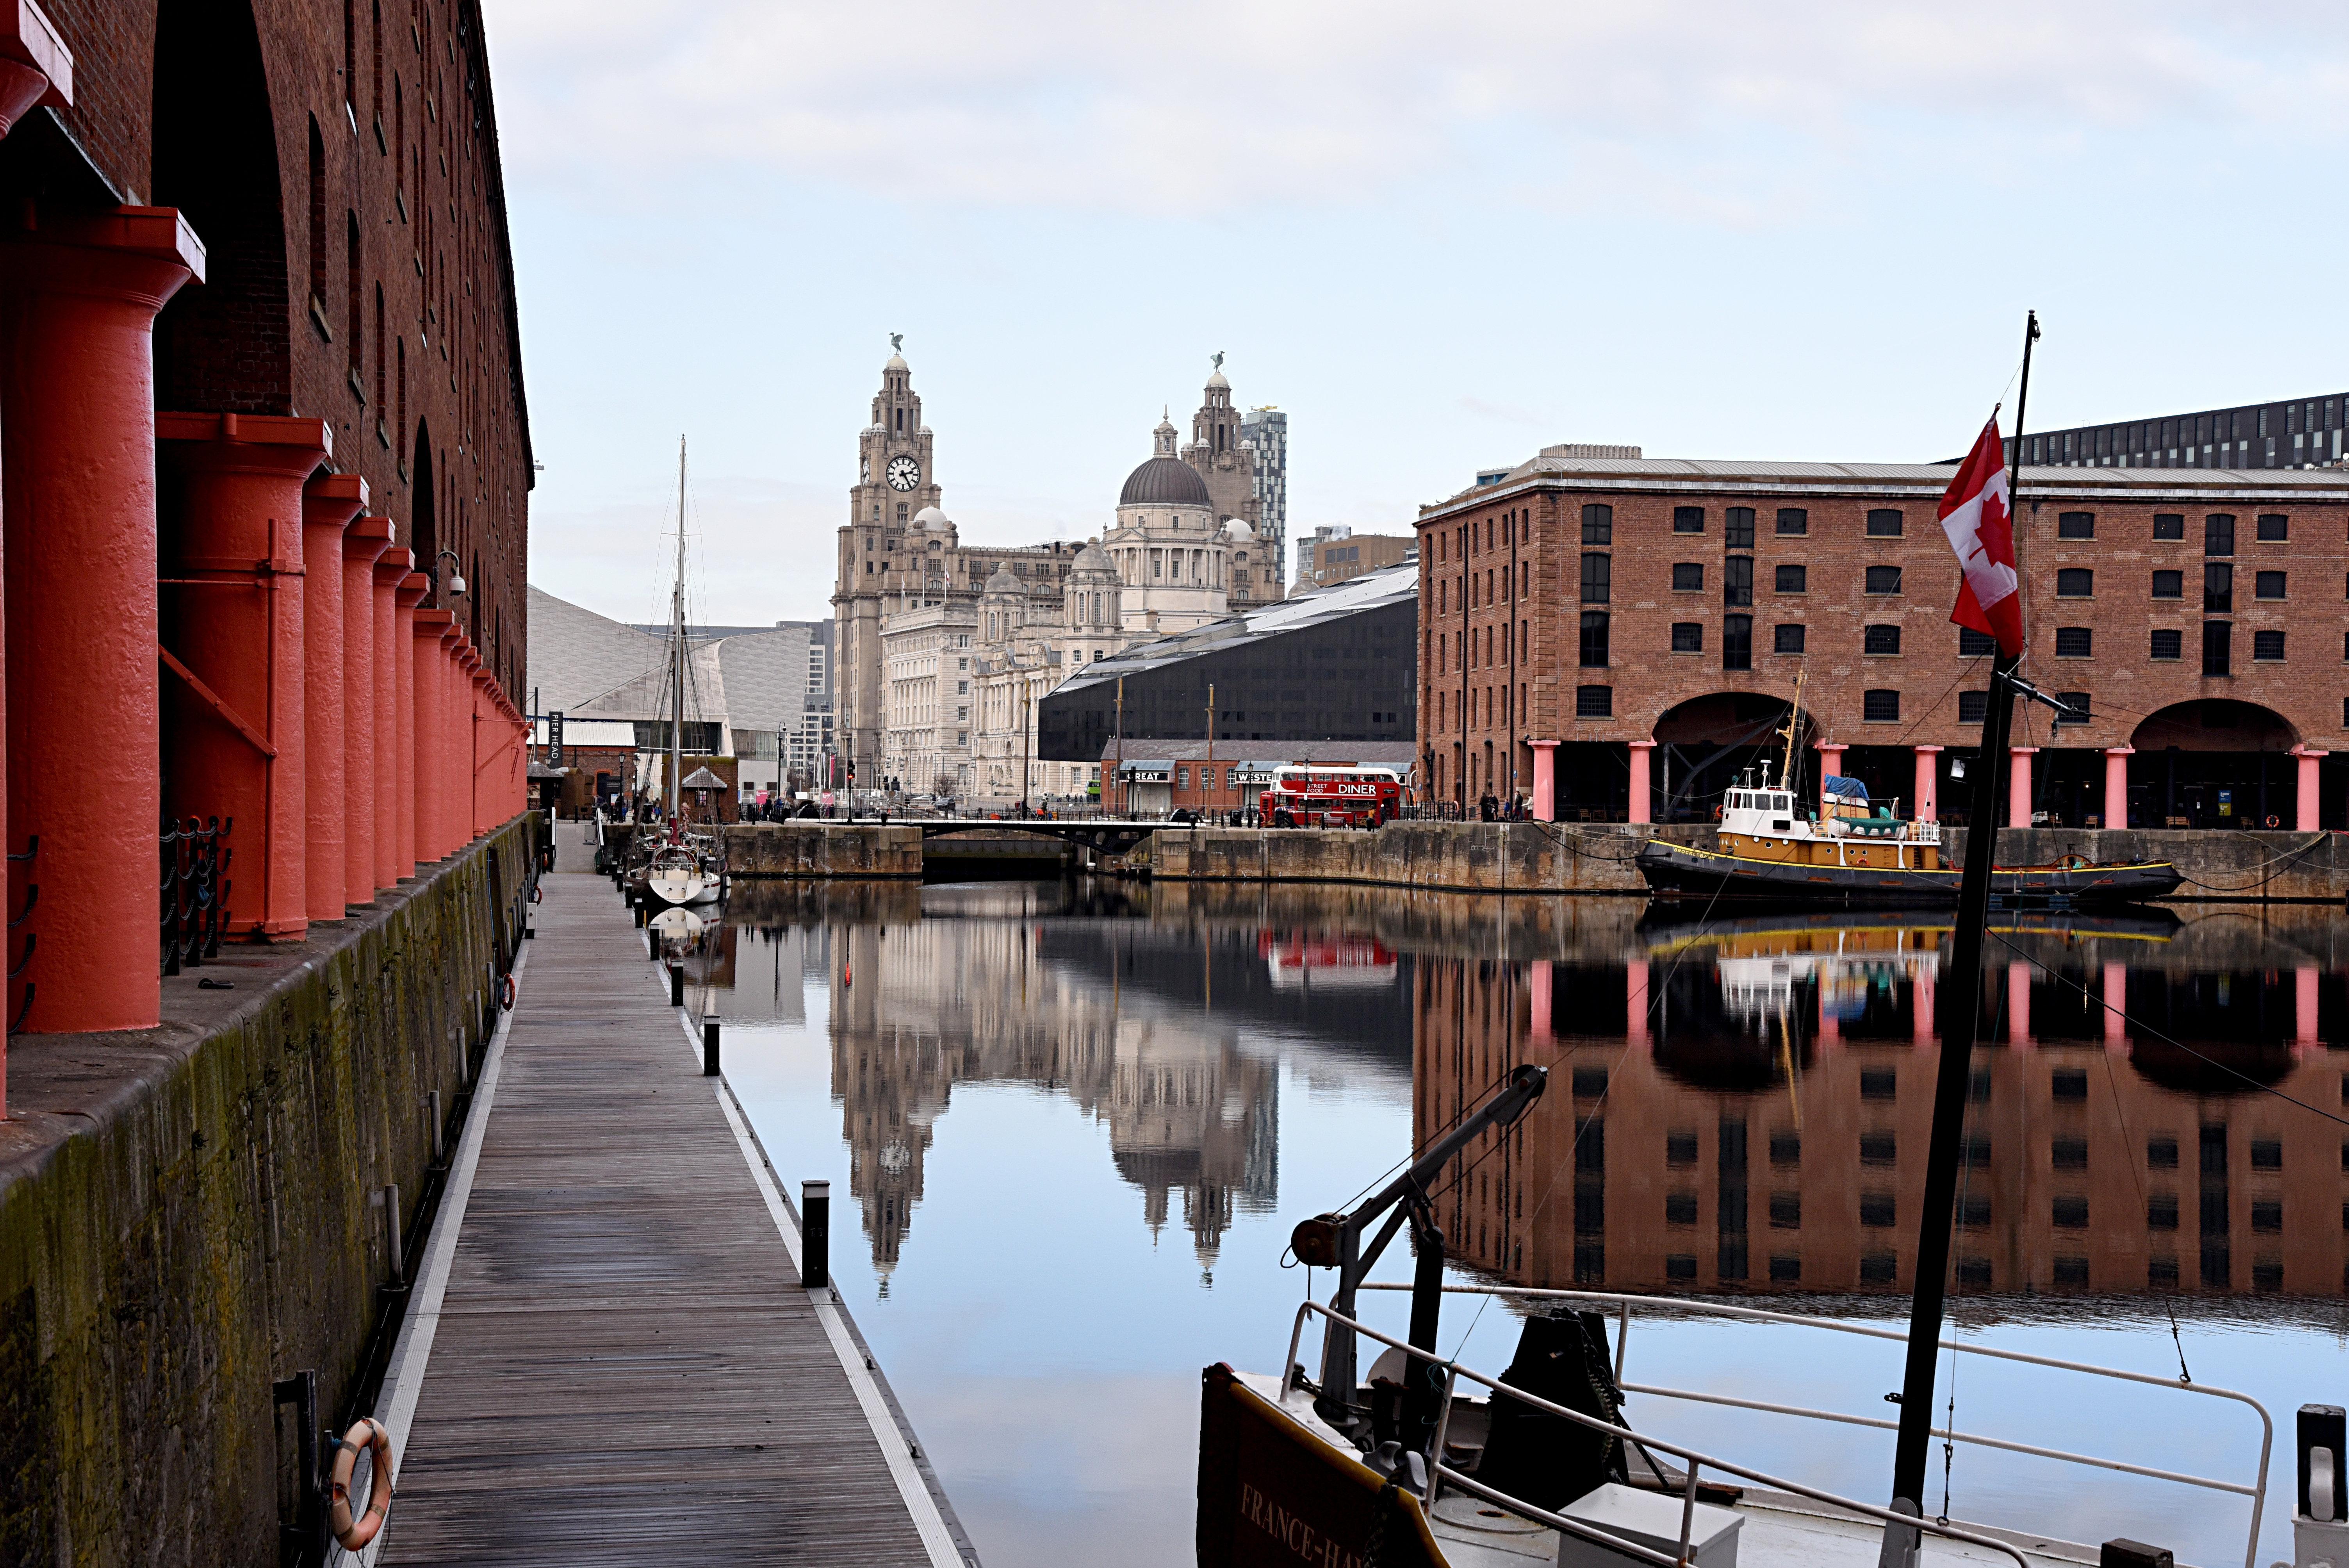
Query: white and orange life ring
[[328, 1417, 394, 1549]]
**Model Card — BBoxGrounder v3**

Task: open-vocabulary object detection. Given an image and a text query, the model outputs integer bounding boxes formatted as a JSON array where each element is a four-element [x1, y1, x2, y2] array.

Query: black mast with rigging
[[1886, 310, 2040, 1544]]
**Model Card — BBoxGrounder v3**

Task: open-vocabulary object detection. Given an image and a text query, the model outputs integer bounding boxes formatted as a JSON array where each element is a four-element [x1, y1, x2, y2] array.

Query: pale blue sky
[[483, 0, 2349, 627]]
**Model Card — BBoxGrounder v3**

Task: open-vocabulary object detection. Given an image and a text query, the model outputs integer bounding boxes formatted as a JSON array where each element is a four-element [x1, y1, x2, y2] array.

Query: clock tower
[[834, 341, 947, 784]]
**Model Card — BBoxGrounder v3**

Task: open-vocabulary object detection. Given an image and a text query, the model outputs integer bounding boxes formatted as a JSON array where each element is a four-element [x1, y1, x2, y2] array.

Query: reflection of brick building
[[1418, 918, 2347, 1299]]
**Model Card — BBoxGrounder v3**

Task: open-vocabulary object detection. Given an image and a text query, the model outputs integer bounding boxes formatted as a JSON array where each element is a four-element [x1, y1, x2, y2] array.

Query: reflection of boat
[[1259, 932, 1399, 991], [1635, 905, 2182, 951], [646, 905, 706, 941], [1638, 776, 2181, 906]]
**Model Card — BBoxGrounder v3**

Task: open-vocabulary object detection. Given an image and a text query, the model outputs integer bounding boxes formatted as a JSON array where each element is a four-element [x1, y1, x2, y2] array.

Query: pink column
[[2008, 746, 2037, 828], [342, 517, 392, 904], [412, 610, 454, 864], [2008, 961, 2032, 1046], [1627, 739, 1654, 825], [392, 571, 426, 874], [1912, 969, 1935, 1046], [1912, 746, 1941, 821], [1531, 741, 1558, 821], [2299, 968, 2321, 1049], [1, 205, 198, 1035], [2101, 747, 2133, 831], [2292, 747, 2328, 832], [1626, 962, 1650, 1048], [1529, 960, 1552, 1043], [157, 412, 330, 941], [2103, 962, 2127, 1044], [442, 630, 468, 850], [1813, 742, 1846, 816], [299, 472, 364, 920]]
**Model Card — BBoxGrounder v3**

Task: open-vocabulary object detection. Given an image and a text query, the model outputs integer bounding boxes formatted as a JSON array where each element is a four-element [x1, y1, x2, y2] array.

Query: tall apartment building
[[1242, 405, 1288, 583], [2014, 392, 2349, 472]]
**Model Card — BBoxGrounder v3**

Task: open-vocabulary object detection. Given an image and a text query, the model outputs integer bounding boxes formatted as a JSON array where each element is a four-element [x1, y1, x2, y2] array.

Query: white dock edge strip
[[336, 939, 529, 1566], [664, 988, 966, 1568]]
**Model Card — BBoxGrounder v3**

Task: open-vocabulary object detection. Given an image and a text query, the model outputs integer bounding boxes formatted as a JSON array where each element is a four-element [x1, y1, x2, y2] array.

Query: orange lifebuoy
[[2264, 814, 2282, 829], [328, 1417, 393, 1549], [500, 972, 517, 1011]]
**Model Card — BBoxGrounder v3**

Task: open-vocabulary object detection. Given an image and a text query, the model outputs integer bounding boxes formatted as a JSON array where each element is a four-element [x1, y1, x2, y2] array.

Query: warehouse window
[[2256, 571, 2285, 600], [1864, 624, 1902, 655], [1725, 508, 1755, 549], [2257, 513, 2289, 542], [2205, 563, 2233, 612], [1581, 553, 1611, 604], [1864, 690, 1900, 722], [2055, 568, 2093, 597], [1672, 506, 1704, 534], [1672, 562, 1704, 592], [1580, 612, 1610, 668], [1671, 622, 1703, 654], [2203, 622, 2231, 677], [2055, 692, 2091, 725], [2152, 570, 2182, 599], [1576, 685, 1613, 718], [1773, 624, 1806, 655], [1724, 557, 1753, 608], [2057, 511, 2094, 539], [2254, 630, 2285, 662], [1865, 565, 1902, 595], [2150, 629, 2182, 661], [1866, 509, 1904, 537], [1775, 564, 1806, 593], [1582, 504, 1613, 545], [1958, 627, 1995, 657], [2152, 513, 2185, 540], [1723, 615, 1752, 671], [1775, 508, 1808, 536], [1959, 691, 1988, 723], [2206, 514, 2235, 555], [2055, 627, 2092, 658]]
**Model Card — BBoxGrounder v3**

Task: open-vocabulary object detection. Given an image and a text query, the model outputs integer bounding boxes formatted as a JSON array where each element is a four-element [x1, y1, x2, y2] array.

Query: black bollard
[[634, 900, 647, 928], [668, 963, 684, 1009], [801, 1179, 829, 1290], [703, 1016, 720, 1076]]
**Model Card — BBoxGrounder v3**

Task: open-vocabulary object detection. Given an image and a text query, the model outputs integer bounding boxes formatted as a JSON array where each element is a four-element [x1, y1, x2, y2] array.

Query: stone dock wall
[[721, 822, 923, 878], [0, 818, 534, 1565]]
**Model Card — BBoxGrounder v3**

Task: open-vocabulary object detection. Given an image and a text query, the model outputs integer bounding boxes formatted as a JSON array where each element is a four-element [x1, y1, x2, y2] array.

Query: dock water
[[369, 837, 970, 1566]]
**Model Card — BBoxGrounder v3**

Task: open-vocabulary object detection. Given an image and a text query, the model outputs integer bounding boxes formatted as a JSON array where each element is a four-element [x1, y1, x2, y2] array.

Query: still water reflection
[[682, 879, 2349, 1567]]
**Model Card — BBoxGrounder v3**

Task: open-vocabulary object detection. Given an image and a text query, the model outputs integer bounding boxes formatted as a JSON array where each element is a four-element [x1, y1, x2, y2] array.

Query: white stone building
[[879, 593, 976, 795]]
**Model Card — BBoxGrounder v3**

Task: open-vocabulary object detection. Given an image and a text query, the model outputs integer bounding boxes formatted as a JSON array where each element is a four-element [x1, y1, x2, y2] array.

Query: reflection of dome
[[1121, 456, 1212, 507]]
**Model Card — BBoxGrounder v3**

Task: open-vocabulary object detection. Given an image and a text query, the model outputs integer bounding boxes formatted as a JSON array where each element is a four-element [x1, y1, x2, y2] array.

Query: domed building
[[1101, 417, 1238, 636]]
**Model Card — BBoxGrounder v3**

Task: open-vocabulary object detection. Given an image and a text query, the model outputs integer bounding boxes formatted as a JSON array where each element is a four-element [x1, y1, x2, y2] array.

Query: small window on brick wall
[[2153, 570, 2182, 599], [2056, 568, 2093, 597], [2257, 513, 2289, 542], [2256, 571, 2286, 600], [1672, 562, 1703, 592], [1866, 509, 1903, 537], [1672, 506, 1704, 534], [1775, 508, 1807, 536], [1725, 508, 1756, 549], [1576, 684, 1612, 718], [1773, 624, 1805, 654], [2254, 629, 2285, 661], [1582, 504, 1613, 545], [2055, 626, 2092, 657], [1864, 689, 1900, 722], [1865, 565, 1902, 595], [2058, 511, 2095, 539], [1671, 622, 1703, 653], [1959, 627, 1996, 657], [1864, 624, 1901, 655], [2152, 512, 2185, 540], [1959, 691, 1987, 723], [1775, 564, 1806, 593], [2151, 629, 2182, 661]]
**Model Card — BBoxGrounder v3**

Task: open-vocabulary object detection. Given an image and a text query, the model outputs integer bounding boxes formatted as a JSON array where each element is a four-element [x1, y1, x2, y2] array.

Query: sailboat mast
[[1888, 310, 2040, 1522], [669, 435, 686, 821]]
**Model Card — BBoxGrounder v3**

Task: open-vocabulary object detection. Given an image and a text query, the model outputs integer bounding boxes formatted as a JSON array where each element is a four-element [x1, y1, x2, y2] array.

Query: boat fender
[[500, 972, 517, 1011], [328, 1417, 393, 1549]]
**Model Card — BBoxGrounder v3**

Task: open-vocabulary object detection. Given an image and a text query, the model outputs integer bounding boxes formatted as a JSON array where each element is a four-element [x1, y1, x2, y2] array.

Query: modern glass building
[[1037, 562, 1417, 763], [2012, 392, 2349, 471], [1241, 406, 1289, 586]]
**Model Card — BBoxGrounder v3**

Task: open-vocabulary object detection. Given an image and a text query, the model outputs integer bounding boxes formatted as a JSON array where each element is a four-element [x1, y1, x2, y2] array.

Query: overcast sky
[[483, 0, 2349, 628]]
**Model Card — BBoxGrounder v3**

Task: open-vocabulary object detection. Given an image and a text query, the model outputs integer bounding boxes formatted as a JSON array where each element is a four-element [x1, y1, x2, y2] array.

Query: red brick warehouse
[[0, 0, 531, 1058], [1415, 453, 2349, 830]]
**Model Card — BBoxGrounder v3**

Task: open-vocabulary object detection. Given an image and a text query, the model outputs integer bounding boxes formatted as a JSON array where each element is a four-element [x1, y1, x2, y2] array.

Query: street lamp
[[431, 548, 467, 600]]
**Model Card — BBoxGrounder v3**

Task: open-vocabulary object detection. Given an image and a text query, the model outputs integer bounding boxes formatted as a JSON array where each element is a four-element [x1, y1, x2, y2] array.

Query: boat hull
[[1198, 1363, 1447, 1568], [1637, 840, 2181, 907]]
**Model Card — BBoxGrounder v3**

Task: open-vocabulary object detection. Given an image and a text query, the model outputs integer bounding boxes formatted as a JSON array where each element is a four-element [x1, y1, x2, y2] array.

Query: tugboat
[[1636, 765, 2181, 907]]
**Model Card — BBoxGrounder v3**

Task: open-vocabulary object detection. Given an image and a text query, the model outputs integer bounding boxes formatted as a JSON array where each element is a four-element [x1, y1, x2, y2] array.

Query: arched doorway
[[2127, 700, 2298, 829], [151, 0, 289, 413], [1651, 693, 1818, 823]]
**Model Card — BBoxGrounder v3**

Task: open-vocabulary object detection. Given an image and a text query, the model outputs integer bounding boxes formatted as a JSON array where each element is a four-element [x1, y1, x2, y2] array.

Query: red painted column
[[2292, 746, 2328, 832], [391, 572, 426, 874], [1531, 741, 1557, 821], [2008, 961, 2032, 1046], [411, 610, 454, 864], [472, 668, 493, 837], [443, 631, 469, 849], [1912, 745, 1941, 821], [1528, 960, 1552, 1043], [1813, 741, 1846, 816], [2102, 747, 2133, 830], [299, 472, 364, 919], [342, 517, 392, 903], [2103, 962, 2127, 1045], [1625, 961, 1650, 1048], [158, 413, 329, 940], [2008, 746, 2037, 828], [0, 206, 198, 1033], [1912, 968, 1935, 1046], [1626, 740, 1654, 825]]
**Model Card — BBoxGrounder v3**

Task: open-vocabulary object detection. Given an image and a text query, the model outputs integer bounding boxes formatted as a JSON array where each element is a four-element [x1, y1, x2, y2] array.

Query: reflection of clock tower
[[834, 342, 944, 782]]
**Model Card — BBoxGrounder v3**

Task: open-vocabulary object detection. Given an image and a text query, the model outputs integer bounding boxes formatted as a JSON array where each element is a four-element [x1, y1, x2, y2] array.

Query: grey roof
[[527, 586, 670, 712], [1429, 454, 2349, 516], [680, 766, 727, 790], [1119, 455, 1213, 507], [1051, 560, 1419, 700], [529, 586, 816, 734], [1098, 738, 1420, 769]]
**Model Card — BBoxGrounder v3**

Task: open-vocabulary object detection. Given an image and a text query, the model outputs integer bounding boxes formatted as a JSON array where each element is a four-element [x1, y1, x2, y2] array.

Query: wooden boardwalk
[[370, 846, 965, 1567]]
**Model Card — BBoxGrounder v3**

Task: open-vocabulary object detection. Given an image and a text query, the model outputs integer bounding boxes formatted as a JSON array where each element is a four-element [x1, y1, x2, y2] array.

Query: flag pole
[[1888, 310, 2039, 1532]]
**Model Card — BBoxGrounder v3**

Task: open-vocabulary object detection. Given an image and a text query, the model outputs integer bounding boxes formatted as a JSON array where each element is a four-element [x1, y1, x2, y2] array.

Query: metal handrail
[[1358, 1281, 2273, 1568], [1281, 1301, 2033, 1568]]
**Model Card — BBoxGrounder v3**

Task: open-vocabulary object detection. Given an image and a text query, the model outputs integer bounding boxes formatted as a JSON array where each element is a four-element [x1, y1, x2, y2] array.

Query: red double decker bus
[[1257, 764, 1406, 828]]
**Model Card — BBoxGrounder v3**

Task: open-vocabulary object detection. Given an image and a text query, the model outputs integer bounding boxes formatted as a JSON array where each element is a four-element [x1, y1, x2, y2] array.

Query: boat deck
[[364, 836, 971, 1566]]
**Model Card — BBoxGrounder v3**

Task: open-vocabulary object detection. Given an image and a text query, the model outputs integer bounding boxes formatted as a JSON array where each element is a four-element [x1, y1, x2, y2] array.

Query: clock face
[[886, 456, 921, 492]]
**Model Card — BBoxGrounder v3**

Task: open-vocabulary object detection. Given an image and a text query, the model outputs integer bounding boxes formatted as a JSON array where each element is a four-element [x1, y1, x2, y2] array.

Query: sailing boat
[[643, 437, 721, 908], [1196, 322, 2299, 1568]]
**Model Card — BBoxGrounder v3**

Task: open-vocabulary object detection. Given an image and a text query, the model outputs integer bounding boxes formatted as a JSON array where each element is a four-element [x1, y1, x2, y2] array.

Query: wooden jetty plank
[[375, 856, 953, 1568]]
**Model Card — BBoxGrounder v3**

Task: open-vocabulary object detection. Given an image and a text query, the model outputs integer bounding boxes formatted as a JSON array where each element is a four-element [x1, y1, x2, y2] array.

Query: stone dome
[[1071, 540, 1118, 577], [1218, 517, 1254, 542], [913, 505, 953, 531], [982, 563, 1021, 596], [1120, 456, 1211, 508], [884, 351, 909, 373], [1206, 368, 1230, 390]]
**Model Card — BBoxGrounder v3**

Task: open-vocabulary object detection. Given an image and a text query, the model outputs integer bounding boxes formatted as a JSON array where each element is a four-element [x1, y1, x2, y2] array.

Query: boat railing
[[1355, 1281, 2273, 1568], [1281, 1299, 2034, 1568]]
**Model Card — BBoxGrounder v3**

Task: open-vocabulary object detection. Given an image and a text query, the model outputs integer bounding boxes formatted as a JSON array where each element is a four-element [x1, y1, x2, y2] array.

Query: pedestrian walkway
[[368, 837, 966, 1566]]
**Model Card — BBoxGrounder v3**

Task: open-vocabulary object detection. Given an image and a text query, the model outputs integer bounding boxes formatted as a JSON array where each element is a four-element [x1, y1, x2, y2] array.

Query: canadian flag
[[1939, 417, 2025, 657]]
